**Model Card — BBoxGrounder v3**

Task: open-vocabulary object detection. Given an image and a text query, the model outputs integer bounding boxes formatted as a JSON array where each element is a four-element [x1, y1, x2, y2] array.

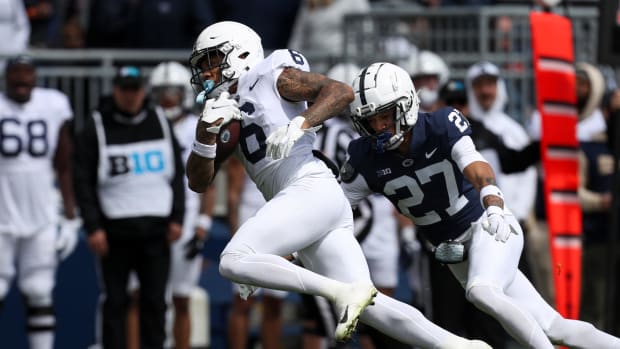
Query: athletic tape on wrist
[[192, 141, 217, 159], [195, 214, 212, 231], [480, 184, 504, 208]]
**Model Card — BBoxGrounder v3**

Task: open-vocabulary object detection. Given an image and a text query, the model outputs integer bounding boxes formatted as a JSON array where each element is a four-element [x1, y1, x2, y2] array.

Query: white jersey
[[173, 114, 201, 213], [0, 88, 72, 236], [233, 49, 333, 200]]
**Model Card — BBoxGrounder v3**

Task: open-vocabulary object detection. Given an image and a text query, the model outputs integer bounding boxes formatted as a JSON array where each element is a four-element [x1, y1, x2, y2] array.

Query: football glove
[[266, 116, 321, 159], [184, 235, 205, 260], [200, 92, 242, 134], [482, 206, 516, 243], [236, 283, 258, 301], [57, 217, 82, 260]]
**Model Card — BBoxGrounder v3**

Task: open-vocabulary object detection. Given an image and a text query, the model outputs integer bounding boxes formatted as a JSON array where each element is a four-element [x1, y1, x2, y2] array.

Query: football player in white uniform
[[0, 55, 78, 349], [125, 61, 208, 349], [342, 62, 620, 349], [186, 21, 490, 348]]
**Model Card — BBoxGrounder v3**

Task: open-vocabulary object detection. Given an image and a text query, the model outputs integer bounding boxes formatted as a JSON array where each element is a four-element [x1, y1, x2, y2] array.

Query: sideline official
[[73, 66, 185, 349]]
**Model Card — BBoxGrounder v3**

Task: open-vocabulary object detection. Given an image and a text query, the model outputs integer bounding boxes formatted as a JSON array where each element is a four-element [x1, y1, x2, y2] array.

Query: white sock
[[360, 292, 466, 348], [29, 331, 54, 349], [466, 285, 554, 349], [546, 315, 620, 349]]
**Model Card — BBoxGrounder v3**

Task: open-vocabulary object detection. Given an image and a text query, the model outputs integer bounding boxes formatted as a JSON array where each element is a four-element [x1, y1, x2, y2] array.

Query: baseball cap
[[113, 66, 144, 88], [467, 61, 500, 83], [440, 79, 467, 106], [5, 54, 35, 72]]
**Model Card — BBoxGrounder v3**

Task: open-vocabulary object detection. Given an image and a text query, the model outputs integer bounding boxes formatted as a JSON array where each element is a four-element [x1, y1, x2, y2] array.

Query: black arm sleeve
[[496, 140, 541, 174], [169, 127, 186, 225], [73, 118, 102, 235]]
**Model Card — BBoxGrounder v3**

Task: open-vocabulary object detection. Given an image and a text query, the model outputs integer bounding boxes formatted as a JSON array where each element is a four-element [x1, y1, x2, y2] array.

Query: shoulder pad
[[340, 159, 358, 183]]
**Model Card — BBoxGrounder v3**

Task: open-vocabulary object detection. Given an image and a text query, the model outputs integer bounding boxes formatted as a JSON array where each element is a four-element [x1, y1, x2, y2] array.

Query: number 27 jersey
[[342, 107, 484, 245]]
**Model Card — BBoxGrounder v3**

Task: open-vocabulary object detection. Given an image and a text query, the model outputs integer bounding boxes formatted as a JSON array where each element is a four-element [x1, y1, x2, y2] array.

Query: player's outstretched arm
[[276, 67, 354, 128]]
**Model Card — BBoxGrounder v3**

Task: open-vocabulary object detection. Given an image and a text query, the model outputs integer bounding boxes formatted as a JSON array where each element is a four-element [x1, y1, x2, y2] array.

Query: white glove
[[200, 92, 242, 134], [482, 206, 516, 243], [266, 116, 321, 159], [57, 217, 82, 260], [236, 283, 258, 301]]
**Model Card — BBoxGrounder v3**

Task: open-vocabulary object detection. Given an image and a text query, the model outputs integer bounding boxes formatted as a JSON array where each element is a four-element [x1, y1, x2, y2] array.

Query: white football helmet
[[189, 21, 264, 99], [350, 62, 420, 152], [405, 50, 450, 108], [149, 61, 194, 118], [326, 62, 361, 85]]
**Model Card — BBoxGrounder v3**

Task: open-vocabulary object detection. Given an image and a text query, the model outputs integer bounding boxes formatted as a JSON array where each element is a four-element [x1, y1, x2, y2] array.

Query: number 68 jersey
[[341, 107, 485, 246], [0, 88, 72, 236]]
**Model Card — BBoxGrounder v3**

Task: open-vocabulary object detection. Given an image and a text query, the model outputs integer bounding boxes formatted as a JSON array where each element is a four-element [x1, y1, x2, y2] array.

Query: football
[[216, 119, 241, 159]]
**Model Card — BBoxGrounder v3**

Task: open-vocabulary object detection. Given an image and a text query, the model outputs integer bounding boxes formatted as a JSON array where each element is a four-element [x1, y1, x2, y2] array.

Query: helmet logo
[[391, 72, 398, 92]]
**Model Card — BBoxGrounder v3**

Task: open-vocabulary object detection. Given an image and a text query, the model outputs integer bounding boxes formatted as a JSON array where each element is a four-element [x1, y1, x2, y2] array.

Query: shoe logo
[[425, 147, 438, 159], [339, 306, 349, 324], [249, 77, 260, 91]]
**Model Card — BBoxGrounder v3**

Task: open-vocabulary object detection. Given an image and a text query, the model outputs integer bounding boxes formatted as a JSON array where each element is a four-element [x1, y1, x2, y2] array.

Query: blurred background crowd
[[0, 0, 619, 349]]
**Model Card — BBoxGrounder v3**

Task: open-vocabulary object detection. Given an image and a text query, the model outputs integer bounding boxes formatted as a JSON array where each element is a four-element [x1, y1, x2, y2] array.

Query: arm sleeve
[[169, 129, 186, 224], [73, 119, 102, 235], [451, 136, 488, 172], [496, 141, 541, 173]]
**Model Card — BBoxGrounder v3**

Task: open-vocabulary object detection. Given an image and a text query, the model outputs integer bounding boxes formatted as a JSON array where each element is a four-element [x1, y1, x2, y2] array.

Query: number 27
[[448, 109, 468, 133]]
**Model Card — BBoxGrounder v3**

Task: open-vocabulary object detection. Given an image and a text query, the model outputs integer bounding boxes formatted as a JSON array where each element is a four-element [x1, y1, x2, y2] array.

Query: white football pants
[[219, 175, 473, 348], [449, 213, 620, 349]]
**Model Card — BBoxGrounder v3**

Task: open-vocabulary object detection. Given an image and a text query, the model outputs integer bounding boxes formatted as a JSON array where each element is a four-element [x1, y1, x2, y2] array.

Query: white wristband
[[479, 185, 504, 207], [192, 141, 216, 159], [195, 214, 212, 231]]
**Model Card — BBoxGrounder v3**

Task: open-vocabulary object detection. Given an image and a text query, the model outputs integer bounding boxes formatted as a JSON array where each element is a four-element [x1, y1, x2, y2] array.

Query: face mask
[[418, 88, 438, 109], [162, 105, 183, 120]]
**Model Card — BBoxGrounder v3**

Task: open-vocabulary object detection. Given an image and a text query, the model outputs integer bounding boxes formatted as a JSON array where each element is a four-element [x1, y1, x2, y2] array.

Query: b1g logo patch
[[108, 150, 165, 176]]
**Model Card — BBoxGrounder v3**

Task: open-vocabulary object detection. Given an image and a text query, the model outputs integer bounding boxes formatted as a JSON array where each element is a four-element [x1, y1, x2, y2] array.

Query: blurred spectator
[[213, 0, 301, 50], [0, 0, 30, 71], [73, 66, 185, 349], [288, 0, 369, 71], [0, 55, 78, 349], [86, 0, 137, 47], [466, 61, 537, 233], [133, 0, 215, 49], [574, 62, 614, 331], [24, 0, 56, 47], [87, 0, 214, 48]]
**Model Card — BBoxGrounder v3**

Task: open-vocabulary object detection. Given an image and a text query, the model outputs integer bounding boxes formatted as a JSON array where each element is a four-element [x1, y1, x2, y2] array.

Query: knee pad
[[25, 304, 55, 333], [19, 272, 54, 305]]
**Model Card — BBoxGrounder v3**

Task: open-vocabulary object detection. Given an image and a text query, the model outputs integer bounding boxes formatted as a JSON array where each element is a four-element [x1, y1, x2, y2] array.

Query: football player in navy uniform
[[341, 62, 620, 349], [187, 21, 491, 348]]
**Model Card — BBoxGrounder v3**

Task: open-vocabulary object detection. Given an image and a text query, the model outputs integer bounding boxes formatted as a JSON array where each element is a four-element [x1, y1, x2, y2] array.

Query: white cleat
[[333, 282, 378, 342]]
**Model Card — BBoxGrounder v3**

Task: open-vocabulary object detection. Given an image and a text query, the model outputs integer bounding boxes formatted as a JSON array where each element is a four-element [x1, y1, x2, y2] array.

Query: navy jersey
[[345, 107, 484, 245]]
